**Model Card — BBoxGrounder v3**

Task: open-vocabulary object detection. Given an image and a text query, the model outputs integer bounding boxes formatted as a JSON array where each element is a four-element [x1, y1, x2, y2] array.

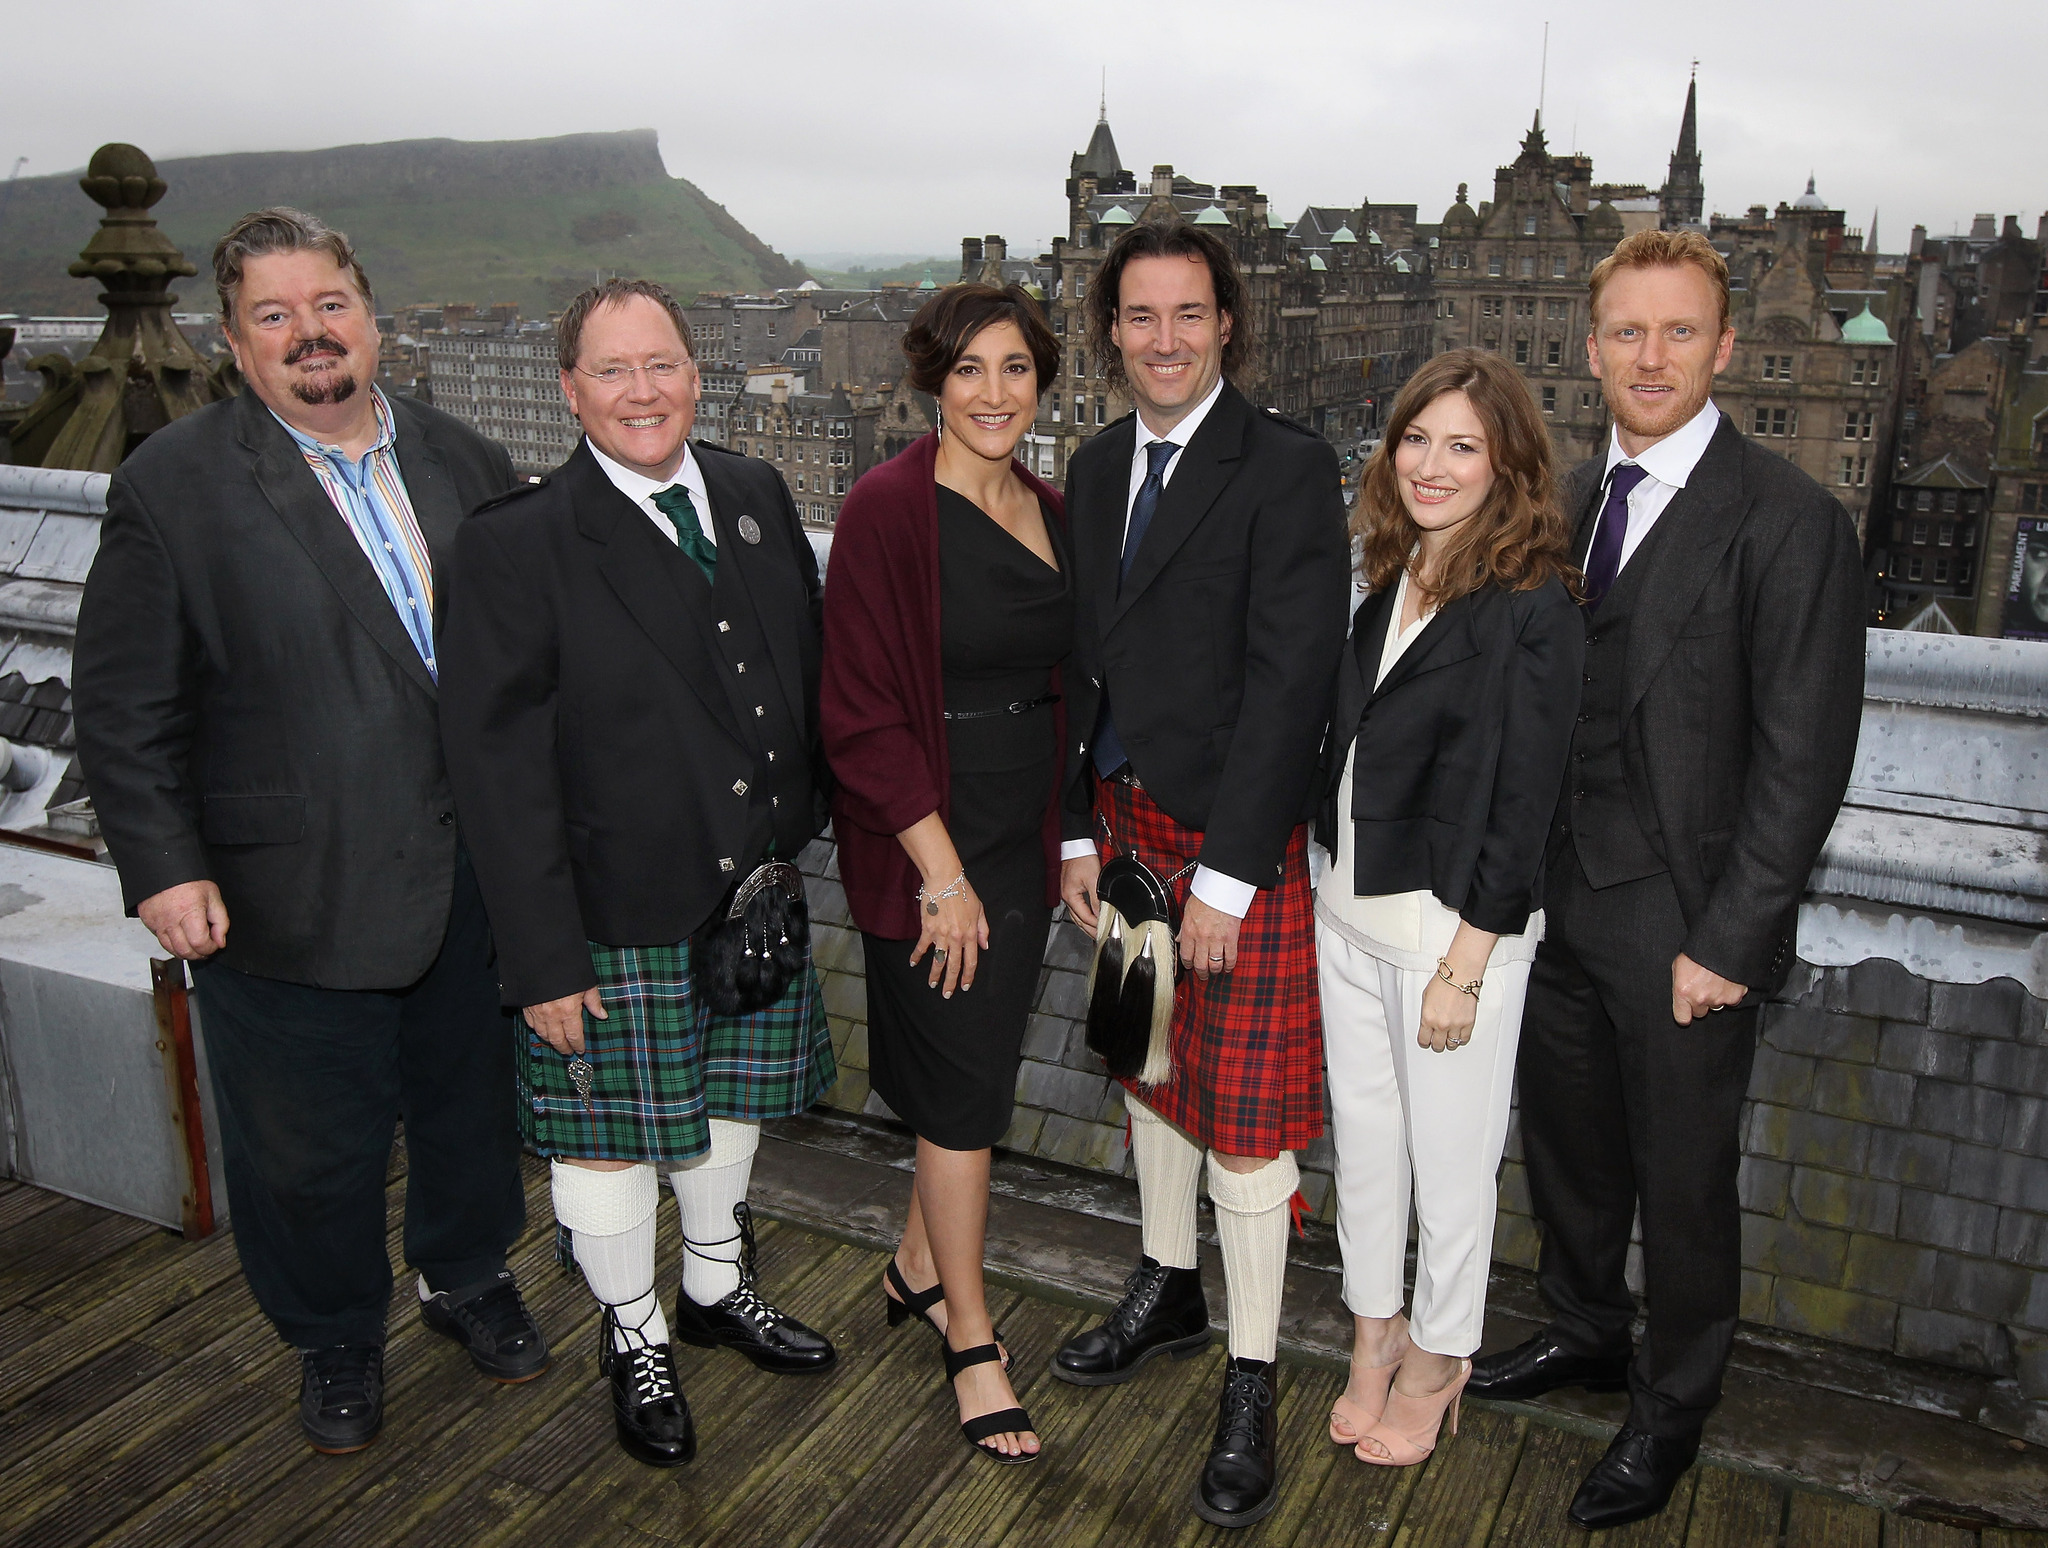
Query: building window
[[1850, 358, 1882, 385], [1545, 338, 1562, 366], [1541, 385, 1557, 413], [1552, 256, 1568, 278], [1050, 398, 1060, 422], [1546, 299, 1569, 321], [1482, 297, 1504, 318], [1934, 557, 1950, 583], [1940, 490, 1958, 513], [1514, 298, 1535, 319], [1838, 455, 1868, 487], [1073, 396, 1085, 424], [1520, 257, 1535, 279], [1095, 397, 1106, 425], [1908, 555, 1924, 581], [1760, 355, 1793, 381], [1958, 559, 1974, 585], [1514, 338, 1531, 364], [1963, 524, 1977, 548], [1522, 214, 1538, 235], [1580, 391, 1594, 408], [1488, 257, 1503, 277], [1844, 411, 1873, 440], [1752, 406, 1796, 437], [1938, 523, 1954, 546], [1911, 521, 1928, 544], [1439, 299, 1457, 318]]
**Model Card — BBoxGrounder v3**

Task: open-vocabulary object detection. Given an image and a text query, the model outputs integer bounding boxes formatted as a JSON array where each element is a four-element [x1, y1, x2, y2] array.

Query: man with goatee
[[75, 208, 542, 1457], [1466, 228, 1865, 1529]]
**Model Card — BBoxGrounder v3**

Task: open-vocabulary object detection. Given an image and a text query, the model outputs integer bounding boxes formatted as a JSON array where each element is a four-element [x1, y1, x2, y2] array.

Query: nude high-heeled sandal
[[1355, 1358, 1471, 1467], [1330, 1318, 1412, 1444]]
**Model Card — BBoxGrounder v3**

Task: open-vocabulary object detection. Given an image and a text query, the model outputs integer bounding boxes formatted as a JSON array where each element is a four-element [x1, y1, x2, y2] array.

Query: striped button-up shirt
[[275, 388, 440, 678]]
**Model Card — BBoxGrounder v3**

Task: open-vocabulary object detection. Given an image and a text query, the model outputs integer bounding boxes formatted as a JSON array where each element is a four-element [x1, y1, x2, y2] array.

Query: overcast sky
[[7, 0, 2043, 260]]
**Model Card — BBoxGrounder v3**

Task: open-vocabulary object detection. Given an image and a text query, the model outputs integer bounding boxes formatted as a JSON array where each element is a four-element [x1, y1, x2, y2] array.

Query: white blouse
[[1315, 569, 1544, 973]]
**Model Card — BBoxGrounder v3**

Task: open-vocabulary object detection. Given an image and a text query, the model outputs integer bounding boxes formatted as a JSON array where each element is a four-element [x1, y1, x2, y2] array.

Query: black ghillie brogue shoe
[[670, 1202, 836, 1374], [597, 1307, 696, 1468], [420, 1269, 550, 1382], [1193, 1355, 1280, 1528], [299, 1343, 384, 1455], [1050, 1255, 1210, 1386]]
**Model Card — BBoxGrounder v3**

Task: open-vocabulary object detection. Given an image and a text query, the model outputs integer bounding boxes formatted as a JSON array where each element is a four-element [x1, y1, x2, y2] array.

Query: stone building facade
[[424, 327, 578, 477]]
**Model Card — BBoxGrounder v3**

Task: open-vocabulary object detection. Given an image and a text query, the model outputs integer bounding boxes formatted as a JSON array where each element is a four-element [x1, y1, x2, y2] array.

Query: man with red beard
[[1466, 229, 1865, 1528], [76, 209, 542, 1455]]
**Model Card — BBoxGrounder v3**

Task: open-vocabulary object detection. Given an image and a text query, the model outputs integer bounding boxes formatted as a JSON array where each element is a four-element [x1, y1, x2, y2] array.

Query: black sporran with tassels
[[692, 861, 810, 1017], [1083, 853, 1181, 1085]]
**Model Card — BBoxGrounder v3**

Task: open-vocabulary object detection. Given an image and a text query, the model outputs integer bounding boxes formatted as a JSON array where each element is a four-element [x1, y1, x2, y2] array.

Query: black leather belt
[[943, 691, 1060, 722]]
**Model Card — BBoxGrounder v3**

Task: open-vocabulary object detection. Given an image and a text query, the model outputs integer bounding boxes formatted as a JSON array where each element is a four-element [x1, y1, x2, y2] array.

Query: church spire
[[1661, 66, 1704, 228]]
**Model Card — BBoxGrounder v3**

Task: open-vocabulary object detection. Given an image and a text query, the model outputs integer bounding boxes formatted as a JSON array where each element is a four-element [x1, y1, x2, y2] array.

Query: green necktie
[[651, 483, 716, 586]]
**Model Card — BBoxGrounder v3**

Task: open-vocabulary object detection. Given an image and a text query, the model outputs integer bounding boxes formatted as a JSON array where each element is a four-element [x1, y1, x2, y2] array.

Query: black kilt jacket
[[437, 439, 825, 1009]]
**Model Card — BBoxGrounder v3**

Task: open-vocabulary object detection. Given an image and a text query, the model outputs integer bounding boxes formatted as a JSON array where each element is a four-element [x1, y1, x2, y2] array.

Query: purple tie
[[1583, 463, 1649, 608]]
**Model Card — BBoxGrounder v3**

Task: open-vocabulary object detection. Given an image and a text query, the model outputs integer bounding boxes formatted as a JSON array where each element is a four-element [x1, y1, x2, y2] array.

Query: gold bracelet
[[1435, 957, 1483, 1000]]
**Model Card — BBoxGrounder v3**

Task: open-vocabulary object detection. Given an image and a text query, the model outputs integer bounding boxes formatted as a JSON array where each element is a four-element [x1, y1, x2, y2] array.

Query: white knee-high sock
[[1127, 1094, 1203, 1270], [552, 1160, 666, 1351], [668, 1118, 760, 1306], [1206, 1151, 1299, 1364]]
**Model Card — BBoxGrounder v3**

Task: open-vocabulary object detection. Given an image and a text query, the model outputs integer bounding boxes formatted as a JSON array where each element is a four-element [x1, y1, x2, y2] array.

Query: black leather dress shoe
[[1466, 1330, 1631, 1403], [1051, 1256, 1211, 1386], [299, 1343, 384, 1454], [670, 1202, 836, 1374], [420, 1269, 551, 1382], [598, 1311, 696, 1468], [1569, 1425, 1699, 1529], [1193, 1356, 1279, 1528]]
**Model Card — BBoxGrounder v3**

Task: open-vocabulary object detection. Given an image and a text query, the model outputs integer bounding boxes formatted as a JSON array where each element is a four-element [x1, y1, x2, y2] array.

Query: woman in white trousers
[[1312, 349, 1585, 1467]]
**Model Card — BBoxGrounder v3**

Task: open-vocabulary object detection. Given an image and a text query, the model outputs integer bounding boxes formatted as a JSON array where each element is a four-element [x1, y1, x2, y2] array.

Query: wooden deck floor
[[1, 1159, 2038, 1548]]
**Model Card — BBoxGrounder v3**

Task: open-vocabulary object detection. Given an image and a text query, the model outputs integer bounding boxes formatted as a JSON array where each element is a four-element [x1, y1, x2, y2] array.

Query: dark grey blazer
[[74, 387, 516, 990], [1562, 413, 1866, 991]]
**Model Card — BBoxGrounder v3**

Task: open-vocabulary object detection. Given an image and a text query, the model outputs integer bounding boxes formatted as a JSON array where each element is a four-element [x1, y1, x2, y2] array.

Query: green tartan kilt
[[515, 938, 834, 1165]]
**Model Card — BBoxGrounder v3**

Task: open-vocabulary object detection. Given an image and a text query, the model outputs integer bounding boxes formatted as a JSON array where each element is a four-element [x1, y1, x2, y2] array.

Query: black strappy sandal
[[944, 1340, 1039, 1465], [882, 1260, 1012, 1370]]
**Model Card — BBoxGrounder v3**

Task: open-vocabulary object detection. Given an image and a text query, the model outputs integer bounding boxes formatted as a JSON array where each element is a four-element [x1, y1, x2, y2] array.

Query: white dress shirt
[[1592, 398, 1720, 572], [1062, 375, 1257, 919], [588, 441, 718, 547]]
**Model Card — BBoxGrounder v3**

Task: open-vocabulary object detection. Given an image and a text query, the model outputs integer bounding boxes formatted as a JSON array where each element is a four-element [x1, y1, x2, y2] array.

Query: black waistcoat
[[1555, 511, 1676, 887], [658, 528, 816, 865]]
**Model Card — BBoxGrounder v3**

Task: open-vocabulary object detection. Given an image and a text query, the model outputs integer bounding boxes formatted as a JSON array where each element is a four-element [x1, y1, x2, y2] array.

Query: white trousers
[[1317, 919, 1530, 1357]]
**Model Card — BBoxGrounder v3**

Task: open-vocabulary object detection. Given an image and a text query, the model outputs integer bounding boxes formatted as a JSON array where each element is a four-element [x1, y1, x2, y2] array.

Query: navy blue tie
[[1093, 439, 1180, 777], [1582, 463, 1649, 609]]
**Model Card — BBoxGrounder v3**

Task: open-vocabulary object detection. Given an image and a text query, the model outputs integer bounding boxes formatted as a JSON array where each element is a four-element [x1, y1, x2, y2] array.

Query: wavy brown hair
[[1354, 349, 1579, 605]]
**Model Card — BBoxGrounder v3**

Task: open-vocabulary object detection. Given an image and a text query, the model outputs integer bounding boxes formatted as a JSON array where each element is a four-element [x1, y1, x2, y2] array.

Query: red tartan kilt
[[1096, 778, 1325, 1157]]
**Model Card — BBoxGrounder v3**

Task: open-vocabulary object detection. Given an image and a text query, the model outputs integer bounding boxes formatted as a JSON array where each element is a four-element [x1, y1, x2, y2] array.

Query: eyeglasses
[[574, 361, 692, 388]]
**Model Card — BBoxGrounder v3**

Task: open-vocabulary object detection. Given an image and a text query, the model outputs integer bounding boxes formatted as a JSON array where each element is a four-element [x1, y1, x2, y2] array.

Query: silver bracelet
[[918, 870, 968, 916]]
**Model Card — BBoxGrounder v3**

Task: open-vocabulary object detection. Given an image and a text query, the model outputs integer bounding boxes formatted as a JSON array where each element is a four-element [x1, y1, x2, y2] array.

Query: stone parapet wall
[[800, 835, 2048, 1402]]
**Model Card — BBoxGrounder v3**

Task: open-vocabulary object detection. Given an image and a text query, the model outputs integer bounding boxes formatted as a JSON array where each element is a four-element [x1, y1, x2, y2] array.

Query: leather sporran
[[1083, 854, 1178, 1086], [692, 861, 810, 1017]]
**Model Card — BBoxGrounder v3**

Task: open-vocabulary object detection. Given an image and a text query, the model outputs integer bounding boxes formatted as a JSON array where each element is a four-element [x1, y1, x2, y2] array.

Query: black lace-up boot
[[1050, 1254, 1211, 1386], [598, 1305, 696, 1467], [1194, 1355, 1279, 1527], [669, 1202, 836, 1374]]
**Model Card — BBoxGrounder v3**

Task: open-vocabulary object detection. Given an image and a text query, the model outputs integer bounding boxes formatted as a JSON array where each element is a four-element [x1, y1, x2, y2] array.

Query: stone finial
[[66, 143, 199, 289]]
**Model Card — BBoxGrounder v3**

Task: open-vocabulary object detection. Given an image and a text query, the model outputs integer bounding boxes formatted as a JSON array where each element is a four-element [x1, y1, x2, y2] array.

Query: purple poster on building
[[2006, 518, 2048, 641]]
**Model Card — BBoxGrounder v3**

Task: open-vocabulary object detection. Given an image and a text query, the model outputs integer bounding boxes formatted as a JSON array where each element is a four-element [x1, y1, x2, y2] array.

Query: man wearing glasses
[[440, 279, 838, 1469]]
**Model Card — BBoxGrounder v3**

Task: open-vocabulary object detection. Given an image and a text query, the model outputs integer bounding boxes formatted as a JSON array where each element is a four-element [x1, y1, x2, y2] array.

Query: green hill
[[0, 129, 803, 318]]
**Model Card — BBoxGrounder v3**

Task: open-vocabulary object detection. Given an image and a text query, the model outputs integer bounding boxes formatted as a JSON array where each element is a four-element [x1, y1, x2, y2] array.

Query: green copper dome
[[1839, 301, 1892, 345], [1193, 205, 1232, 227]]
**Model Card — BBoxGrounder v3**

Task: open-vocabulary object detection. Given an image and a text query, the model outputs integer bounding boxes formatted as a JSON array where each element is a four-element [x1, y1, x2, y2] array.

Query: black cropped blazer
[[1313, 575, 1585, 938]]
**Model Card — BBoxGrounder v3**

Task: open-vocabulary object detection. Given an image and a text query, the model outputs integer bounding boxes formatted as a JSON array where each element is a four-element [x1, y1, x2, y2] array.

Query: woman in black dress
[[821, 283, 1069, 1463]]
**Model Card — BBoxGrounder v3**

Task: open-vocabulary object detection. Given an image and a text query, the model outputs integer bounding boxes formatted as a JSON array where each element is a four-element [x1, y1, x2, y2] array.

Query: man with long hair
[[1053, 219, 1349, 1527], [1466, 229, 1865, 1529]]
